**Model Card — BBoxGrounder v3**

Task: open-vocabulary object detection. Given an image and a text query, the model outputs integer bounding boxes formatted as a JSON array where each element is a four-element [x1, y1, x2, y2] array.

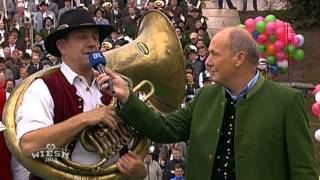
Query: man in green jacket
[[98, 26, 318, 180]]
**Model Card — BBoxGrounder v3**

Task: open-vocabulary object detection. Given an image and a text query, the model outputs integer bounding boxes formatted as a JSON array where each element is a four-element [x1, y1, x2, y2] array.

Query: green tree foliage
[[288, 0, 320, 28]]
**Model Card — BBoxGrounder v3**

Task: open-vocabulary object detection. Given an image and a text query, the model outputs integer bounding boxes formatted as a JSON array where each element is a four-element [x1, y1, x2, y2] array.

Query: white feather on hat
[[17, 2, 24, 8]]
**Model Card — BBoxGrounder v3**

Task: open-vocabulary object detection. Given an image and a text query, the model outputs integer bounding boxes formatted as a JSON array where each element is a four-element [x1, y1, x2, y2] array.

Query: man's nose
[[205, 55, 212, 66]]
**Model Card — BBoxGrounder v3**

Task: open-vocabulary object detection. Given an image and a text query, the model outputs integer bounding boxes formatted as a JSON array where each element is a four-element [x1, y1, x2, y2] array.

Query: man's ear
[[56, 39, 65, 56], [234, 51, 246, 68]]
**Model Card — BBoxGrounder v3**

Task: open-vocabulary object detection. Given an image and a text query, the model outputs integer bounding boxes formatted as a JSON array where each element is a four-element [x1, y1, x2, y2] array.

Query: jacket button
[[208, 154, 214, 161]]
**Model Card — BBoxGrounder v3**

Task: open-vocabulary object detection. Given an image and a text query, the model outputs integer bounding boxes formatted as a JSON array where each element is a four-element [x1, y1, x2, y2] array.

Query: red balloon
[[257, 34, 268, 44]]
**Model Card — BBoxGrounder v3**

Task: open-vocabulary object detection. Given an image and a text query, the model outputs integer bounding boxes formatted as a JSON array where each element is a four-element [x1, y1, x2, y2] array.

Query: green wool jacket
[[118, 75, 318, 180]]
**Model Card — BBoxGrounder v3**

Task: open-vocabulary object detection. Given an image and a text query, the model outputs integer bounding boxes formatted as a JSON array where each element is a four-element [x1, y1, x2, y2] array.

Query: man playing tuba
[[15, 8, 147, 179]]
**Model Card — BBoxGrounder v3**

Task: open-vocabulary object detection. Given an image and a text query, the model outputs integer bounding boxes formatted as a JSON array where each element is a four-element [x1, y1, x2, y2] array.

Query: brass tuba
[[3, 10, 185, 179]]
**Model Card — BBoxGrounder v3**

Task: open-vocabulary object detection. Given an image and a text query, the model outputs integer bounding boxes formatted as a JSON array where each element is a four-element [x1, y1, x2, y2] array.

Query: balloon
[[256, 21, 266, 33], [269, 65, 280, 74], [257, 34, 267, 44], [287, 33, 296, 44], [254, 16, 264, 23], [293, 49, 304, 61], [285, 45, 296, 56], [238, 24, 246, 29], [316, 92, 320, 104], [275, 28, 286, 42], [277, 59, 288, 68], [313, 85, 320, 95], [280, 67, 288, 74], [252, 31, 259, 40], [276, 53, 285, 61], [292, 36, 300, 47], [266, 44, 276, 55], [265, 22, 276, 35], [315, 129, 320, 141], [258, 44, 267, 53], [274, 40, 285, 52], [296, 34, 304, 47], [311, 103, 320, 117], [275, 20, 285, 29], [245, 18, 256, 32], [269, 35, 277, 43], [265, 14, 277, 23], [267, 55, 277, 65]]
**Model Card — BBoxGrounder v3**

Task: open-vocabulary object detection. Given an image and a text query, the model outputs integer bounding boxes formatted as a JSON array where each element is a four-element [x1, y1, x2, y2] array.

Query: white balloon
[[277, 60, 288, 68], [315, 129, 320, 141], [316, 92, 320, 104], [296, 34, 304, 47]]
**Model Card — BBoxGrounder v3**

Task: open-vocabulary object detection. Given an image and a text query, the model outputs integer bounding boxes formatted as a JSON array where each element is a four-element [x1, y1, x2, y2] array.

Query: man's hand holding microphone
[[89, 51, 130, 104]]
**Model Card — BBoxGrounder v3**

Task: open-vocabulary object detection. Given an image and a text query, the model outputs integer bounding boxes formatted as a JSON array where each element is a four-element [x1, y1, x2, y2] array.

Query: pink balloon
[[284, 22, 292, 29], [275, 28, 286, 42], [312, 103, 320, 117], [274, 40, 285, 52], [265, 22, 276, 35], [255, 16, 264, 23], [275, 20, 285, 29], [313, 84, 320, 95], [292, 36, 300, 47], [288, 27, 295, 34], [257, 34, 268, 44], [287, 33, 296, 44], [245, 18, 256, 32], [276, 52, 285, 61]]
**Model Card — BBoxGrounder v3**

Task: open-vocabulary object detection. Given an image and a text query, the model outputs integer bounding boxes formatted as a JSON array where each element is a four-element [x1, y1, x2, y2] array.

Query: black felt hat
[[44, 8, 114, 57]]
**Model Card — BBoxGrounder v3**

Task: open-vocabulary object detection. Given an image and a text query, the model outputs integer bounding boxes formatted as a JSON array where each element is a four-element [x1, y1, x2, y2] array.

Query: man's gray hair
[[228, 27, 260, 65]]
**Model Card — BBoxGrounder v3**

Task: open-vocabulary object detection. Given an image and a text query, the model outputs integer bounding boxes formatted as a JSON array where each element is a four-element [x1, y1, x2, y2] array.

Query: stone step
[[202, 8, 239, 17], [206, 16, 240, 28]]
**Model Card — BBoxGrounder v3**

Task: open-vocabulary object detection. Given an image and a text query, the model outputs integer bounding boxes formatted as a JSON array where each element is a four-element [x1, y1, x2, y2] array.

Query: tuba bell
[[3, 10, 185, 179]]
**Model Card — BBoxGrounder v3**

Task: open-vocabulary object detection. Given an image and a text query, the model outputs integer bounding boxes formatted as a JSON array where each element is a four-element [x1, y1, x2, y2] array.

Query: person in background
[[4, 78, 15, 94], [169, 164, 185, 180], [0, 88, 13, 179], [15, 67, 29, 87], [143, 150, 162, 180], [163, 147, 186, 180], [242, 0, 257, 12], [218, 0, 236, 9]]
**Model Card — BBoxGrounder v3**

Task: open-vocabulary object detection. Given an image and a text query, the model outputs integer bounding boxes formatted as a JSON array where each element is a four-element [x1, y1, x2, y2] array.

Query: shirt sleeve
[[16, 79, 54, 139]]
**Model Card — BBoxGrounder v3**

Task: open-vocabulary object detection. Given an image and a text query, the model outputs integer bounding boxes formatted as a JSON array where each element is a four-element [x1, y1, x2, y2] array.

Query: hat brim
[[45, 24, 114, 57]]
